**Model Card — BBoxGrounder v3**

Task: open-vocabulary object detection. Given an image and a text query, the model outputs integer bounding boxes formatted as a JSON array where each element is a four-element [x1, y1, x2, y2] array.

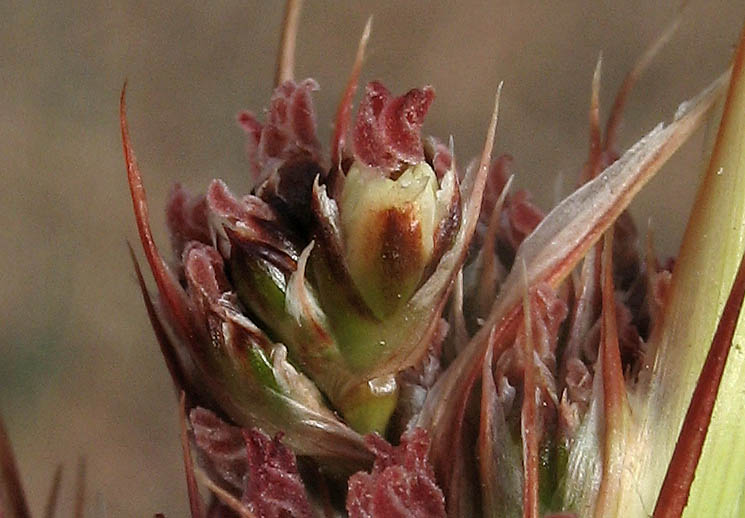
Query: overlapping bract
[[126, 66, 489, 498], [125, 15, 736, 516]]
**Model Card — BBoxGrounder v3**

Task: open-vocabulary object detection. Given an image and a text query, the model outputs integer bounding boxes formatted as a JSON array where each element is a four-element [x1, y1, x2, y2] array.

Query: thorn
[[121, 85, 192, 339], [331, 16, 372, 166], [477, 173, 513, 314], [604, 14, 682, 152], [462, 83, 502, 246], [581, 54, 603, 184]]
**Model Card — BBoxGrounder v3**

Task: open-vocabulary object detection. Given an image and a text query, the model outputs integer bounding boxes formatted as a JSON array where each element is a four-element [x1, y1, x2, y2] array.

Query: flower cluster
[[120, 5, 745, 518]]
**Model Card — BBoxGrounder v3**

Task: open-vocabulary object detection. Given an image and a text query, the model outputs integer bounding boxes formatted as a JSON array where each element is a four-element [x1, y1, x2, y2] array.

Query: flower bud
[[340, 160, 439, 318]]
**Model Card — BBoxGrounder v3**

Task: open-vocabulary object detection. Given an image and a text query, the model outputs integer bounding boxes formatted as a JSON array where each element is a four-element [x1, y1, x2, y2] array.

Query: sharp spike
[[331, 16, 372, 167], [476, 173, 513, 315], [121, 84, 192, 338], [581, 54, 603, 184], [604, 14, 683, 152], [470, 84, 503, 211]]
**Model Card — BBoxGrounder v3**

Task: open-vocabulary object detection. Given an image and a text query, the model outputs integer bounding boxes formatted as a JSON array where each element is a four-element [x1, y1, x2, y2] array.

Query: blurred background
[[1, 1, 744, 515]]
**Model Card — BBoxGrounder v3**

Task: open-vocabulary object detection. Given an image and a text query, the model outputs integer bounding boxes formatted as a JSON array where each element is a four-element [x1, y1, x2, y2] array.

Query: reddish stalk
[[653, 246, 745, 517], [274, 0, 303, 87]]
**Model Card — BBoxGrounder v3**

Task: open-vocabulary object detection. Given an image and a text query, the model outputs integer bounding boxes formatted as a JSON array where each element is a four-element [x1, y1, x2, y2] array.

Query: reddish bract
[[346, 428, 445, 518], [353, 81, 435, 171], [242, 428, 314, 518]]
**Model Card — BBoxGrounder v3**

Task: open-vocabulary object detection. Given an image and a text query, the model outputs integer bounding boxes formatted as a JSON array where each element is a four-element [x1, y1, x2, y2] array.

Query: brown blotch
[[377, 205, 425, 299]]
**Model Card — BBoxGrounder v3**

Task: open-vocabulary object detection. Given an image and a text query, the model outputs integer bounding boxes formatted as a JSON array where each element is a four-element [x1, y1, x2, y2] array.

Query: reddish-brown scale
[[287, 81, 318, 148], [239, 79, 322, 187], [353, 81, 392, 169], [207, 180, 300, 270], [166, 184, 211, 257], [183, 243, 229, 323], [380, 86, 435, 165], [503, 191, 544, 249], [425, 197, 461, 281], [426, 138, 455, 180], [353, 82, 435, 171], [256, 157, 323, 232]]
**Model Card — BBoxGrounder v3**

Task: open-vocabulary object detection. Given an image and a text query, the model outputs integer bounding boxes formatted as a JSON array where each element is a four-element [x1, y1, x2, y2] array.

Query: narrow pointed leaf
[[616, 23, 745, 518]]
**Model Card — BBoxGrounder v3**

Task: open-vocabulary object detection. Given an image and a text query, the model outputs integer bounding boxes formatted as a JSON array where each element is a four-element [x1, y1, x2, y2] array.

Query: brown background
[[1, 1, 744, 516]]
